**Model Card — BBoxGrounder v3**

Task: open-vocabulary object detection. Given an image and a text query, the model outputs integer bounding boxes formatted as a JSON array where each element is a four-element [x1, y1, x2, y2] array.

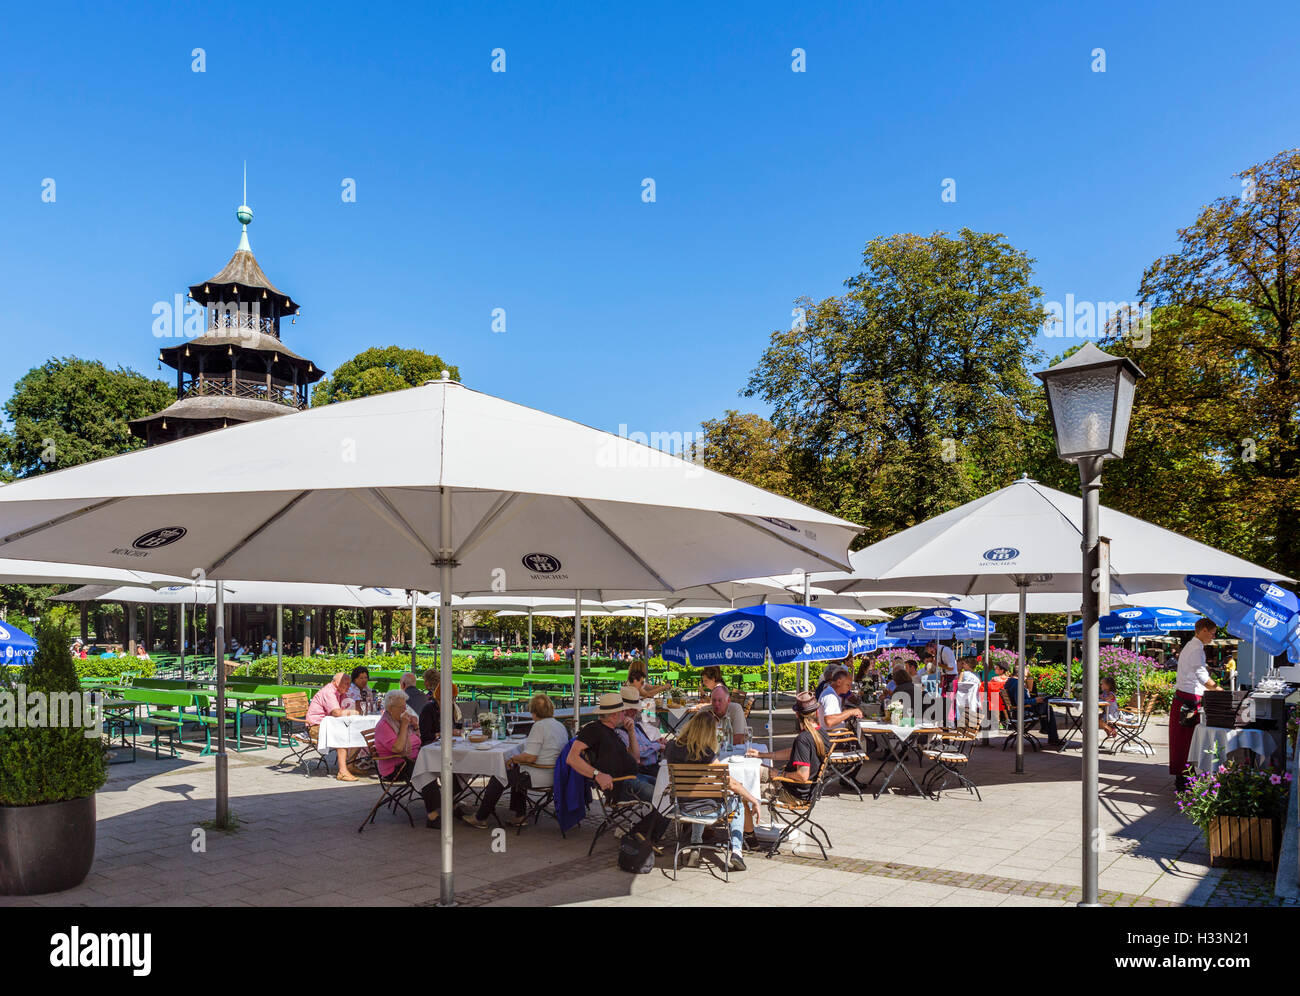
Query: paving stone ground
[[1, 716, 1290, 907]]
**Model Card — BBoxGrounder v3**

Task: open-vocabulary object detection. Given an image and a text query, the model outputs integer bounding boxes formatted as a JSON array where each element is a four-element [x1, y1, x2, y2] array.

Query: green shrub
[[0, 621, 108, 806], [72, 657, 156, 681]]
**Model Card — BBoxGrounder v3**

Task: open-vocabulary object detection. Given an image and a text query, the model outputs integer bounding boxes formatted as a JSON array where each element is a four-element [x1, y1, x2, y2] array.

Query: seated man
[[400, 671, 429, 716], [419, 681, 464, 744], [614, 684, 667, 783], [707, 683, 749, 746], [566, 692, 654, 803], [816, 664, 862, 731], [305, 672, 363, 781], [996, 662, 1061, 746]]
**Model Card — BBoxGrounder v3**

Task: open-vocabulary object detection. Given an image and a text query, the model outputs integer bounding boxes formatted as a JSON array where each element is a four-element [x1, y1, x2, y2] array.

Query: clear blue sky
[[3, 0, 1297, 443]]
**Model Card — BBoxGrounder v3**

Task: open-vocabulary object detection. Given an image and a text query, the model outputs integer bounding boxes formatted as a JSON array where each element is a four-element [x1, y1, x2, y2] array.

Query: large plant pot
[[1208, 814, 1277, 870], [0, 795, 97, 895]]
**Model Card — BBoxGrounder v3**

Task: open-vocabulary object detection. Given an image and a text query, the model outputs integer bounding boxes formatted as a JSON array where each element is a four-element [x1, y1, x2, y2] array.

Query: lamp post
[[1035, 341, 1143, 907]]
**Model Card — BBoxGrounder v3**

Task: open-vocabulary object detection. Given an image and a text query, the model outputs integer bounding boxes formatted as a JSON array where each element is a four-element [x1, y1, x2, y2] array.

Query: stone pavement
[[0, 718, 1287, 907]]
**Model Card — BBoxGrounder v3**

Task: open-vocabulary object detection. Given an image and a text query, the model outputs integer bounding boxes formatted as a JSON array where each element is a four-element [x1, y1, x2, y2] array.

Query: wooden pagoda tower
[[130, 200, 324, 445]]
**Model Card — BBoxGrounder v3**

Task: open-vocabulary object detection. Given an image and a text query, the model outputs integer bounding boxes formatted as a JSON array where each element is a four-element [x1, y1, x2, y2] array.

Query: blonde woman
[[665, 711, 758, 871]]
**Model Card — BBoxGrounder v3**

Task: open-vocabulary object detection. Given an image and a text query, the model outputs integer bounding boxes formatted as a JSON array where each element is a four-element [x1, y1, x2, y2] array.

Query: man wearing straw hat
[[566, 692, 656, 803]]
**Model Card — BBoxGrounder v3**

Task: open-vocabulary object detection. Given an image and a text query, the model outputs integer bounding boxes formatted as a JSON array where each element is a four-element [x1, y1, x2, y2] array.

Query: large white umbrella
[[814, 476, 1289, 766], [0, 376, 860, 906], [0, 558, 188, 587]]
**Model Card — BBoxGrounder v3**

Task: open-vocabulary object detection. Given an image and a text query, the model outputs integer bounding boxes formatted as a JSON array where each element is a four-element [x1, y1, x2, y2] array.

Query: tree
[[312, 346, 461, 405], [0, 357, 172, 480], [698, 410, 800, 498], [1117, 149, 1300, 577], [737, 229, 1047, 544]]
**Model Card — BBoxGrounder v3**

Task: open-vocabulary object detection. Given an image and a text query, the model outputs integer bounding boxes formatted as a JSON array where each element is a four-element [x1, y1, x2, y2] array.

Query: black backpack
[[617, 831, 655, 874]]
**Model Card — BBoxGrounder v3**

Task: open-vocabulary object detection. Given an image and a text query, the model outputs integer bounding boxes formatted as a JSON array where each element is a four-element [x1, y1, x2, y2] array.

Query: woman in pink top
[[373, 689, 443, 828]]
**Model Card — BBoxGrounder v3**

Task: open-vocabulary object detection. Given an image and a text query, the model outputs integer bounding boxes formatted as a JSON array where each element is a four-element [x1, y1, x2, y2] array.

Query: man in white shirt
[[817, 665, 862, 731], [1170, 619, 1220, 790]]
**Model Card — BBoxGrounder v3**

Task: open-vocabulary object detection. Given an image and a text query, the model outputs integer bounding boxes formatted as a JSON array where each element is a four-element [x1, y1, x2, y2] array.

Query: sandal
[[336, 772, 358, 782]]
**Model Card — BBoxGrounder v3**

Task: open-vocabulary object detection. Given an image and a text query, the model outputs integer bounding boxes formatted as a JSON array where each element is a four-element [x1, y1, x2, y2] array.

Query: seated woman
[[748, 691, 828, 805], [688, 666, 726, 712], [1099, 676, 1126, 737], [665, 711, 758, 872], [346, 666, 377, 714], [419, 681, 464, 744], [627, 664, 668, 698], [464, 694, 569, 829], [372, 689, 444, 828]]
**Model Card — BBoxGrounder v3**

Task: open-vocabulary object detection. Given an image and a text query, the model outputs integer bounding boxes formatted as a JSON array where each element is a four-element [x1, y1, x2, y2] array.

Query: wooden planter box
[[1208, 815, 1278, 869]]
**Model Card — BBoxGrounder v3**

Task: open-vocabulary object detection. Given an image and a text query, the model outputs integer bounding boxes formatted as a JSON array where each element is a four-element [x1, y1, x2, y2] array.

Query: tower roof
[[188, 203, 300, 314]]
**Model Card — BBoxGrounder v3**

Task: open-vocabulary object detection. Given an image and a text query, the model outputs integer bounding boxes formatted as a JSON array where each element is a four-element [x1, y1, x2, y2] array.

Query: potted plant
[[0, 621, 107, 895], [1176, 754, 1292, 869]]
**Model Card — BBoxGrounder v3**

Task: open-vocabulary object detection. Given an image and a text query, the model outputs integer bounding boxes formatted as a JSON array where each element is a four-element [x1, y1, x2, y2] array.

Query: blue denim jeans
[[687, 797, 743, 854]]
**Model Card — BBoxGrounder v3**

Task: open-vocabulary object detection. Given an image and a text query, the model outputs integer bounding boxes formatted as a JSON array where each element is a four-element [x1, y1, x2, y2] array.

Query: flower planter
[[1207, 814, 1277, 870], [0, 795, 97, 895]]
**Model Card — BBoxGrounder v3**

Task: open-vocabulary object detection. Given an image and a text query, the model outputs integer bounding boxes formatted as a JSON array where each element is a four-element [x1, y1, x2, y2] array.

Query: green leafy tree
[[698, 410, 800, 499], [312, 346, 461, 405], [1099, 149, 1300, 577], [737, 229, 1047, 544], [0, 357, 172, 480]]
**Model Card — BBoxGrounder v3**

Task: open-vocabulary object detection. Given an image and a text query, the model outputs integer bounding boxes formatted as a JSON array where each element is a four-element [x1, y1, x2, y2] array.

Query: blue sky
[[3, 0, 1297, 444]]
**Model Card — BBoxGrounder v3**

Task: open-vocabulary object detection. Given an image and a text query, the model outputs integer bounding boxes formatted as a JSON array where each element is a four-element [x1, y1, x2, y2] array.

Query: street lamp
[[1035, 341, 1143, 907]]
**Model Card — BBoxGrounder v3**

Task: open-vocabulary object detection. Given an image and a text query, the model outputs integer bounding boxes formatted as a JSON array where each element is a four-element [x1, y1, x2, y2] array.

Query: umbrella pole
[[643, 603, 649, 660], [767, 651, 774, 754], [573, 591, 582, 728], [527, 609, 533, 673], [179, 600, 186, 680], [276, 603, 283, 685], [214, 580, 229, 829], [803, 573, 811, 691], [409, 591, 418, 674], [1016, 581, 1027, 774], [983, 595, 991, 740], [437, 488, 455, 907]]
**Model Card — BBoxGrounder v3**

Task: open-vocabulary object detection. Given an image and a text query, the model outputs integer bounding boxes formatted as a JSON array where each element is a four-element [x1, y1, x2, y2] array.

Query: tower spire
[[236, 162, 253, 252]]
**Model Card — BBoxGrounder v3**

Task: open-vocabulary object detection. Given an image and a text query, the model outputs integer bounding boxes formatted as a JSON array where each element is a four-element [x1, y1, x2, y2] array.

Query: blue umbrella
[[663, 603, 875, 667], [865, 622, 909, 649], [1184, 575, 1299, 660], [663, 604, 876, 753], [1066, 607, 1201, 640], [886, 607, 986, 644], [0, 621, 37, 661]]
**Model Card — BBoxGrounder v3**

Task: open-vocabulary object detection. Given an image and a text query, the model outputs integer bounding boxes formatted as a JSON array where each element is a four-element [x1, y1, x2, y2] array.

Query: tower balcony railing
[[179, 378, 305, 409], [207, 310, 278, 339]]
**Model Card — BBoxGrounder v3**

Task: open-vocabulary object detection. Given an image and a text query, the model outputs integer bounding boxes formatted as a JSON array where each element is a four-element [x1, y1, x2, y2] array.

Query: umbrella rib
[[722, 512, 853, 572], [569, 498, 674, 592], [352, 489, 440, 562], [454, 492, 524, 562], [207, 492, 310, 574], [0, 497, 124, 547]]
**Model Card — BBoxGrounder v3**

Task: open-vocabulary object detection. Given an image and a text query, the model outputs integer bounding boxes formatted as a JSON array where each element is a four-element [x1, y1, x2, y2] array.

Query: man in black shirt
[[566, 692, 654, 803]]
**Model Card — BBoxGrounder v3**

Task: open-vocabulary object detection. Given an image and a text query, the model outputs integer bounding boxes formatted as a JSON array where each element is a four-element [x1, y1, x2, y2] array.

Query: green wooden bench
[[119, 688, 216, 758]]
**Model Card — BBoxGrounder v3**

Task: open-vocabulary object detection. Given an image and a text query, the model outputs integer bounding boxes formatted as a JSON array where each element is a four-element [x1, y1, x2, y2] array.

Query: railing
[[207, 310, 277, 338], [180, 378, 305, 409]]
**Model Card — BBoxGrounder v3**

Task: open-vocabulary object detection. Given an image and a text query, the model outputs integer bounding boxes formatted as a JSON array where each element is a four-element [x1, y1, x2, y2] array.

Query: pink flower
[[1270, 774, 1282, 786], [1218, 765, 1228, 774]]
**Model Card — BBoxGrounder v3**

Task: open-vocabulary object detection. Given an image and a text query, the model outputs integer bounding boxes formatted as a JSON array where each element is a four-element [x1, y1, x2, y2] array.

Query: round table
[[1188, 725, 1277, 772]]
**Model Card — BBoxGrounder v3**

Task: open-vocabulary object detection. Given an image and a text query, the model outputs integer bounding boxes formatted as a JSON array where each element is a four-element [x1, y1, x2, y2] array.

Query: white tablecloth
[[858, 721, 932, 743], [410, 738, 523, 793], [316, 715, 380, 753], [1188, 725, 1277, 772]]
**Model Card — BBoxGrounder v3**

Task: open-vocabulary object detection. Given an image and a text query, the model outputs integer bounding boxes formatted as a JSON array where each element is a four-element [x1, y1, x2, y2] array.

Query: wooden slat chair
[[764, 754, 834, 860], [1105, 696, 1158, 757], [823, 725, 868, 800], [357, 728, 418, 832], [586, 775, 648, 856], [998, 688, 1042, 752], [664, 763, 736, 881], [920, 723, 982, 801], [277, 692, 330, 776]]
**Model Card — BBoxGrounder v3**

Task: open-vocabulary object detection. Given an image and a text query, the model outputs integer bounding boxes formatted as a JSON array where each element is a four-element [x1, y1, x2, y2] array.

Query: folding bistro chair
[[357, 728, 418, 832], [277, 693, 330, 776], [514, 760, 560, 836], [999, 688, 1042, 752], [823, 725, 868, 800], [663, 763, 736, 882], [587, 775, 649, 855], [764, 759, 833, 860], [1106, 696, 1157, 757], [921, 723, 982, 801]]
